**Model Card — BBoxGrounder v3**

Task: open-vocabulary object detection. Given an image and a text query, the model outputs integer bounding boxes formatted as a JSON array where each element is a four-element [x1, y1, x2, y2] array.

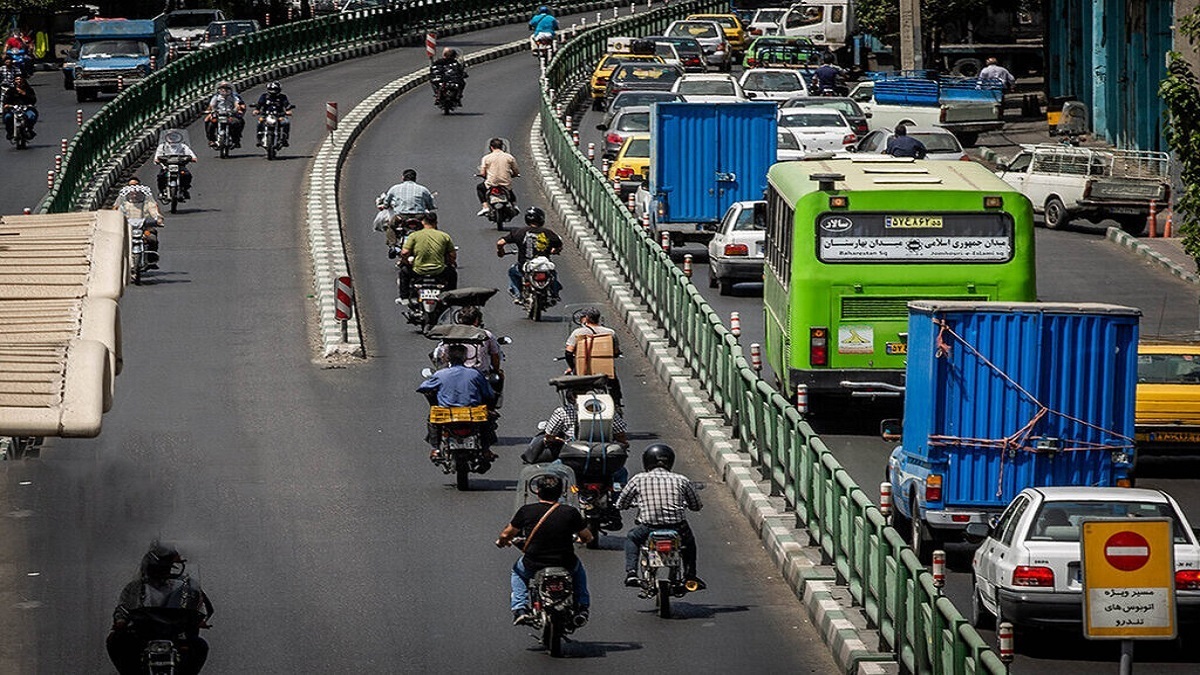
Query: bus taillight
[[810, 327, 828, 366]]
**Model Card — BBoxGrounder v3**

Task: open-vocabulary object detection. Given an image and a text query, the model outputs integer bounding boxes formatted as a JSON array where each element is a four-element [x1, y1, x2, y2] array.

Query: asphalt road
[[0, 17, 840, 674]]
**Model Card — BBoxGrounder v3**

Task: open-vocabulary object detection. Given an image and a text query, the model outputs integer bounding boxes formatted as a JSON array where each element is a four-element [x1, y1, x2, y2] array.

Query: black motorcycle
[[9, 103, 31, 149], [484, 185, 518, 230], [258, 105, 292, 160], [433, 79, 463, 114], [528, 566, 576, 657]]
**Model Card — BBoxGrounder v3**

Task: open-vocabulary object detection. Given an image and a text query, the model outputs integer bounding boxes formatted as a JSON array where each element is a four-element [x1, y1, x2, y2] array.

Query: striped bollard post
[[612, 178, 621, 194], [425, 31, 437, 60], [613, 7, 619, 18], [54, 154, 62, 172], [265, 13, 270, 26], [750, 343, 762, 372], [1165, 205, 1175, 237], [580, 17, 586, 27], [60, 138, 68, 154], [998, 623, 1014, 667], [565, 116, 572, 132], [683, 254, 693, 278], [572, 130, 579, 146], [76, 109, 83, 126], [730, 312, 741, 338], [46, 170, 54, 189], [660, 231, 670, 253], [1147, 199, 1158, 238], [879, 482, 893, 522], [602, 157, 610, 174], [117, 76, 124, 92], [641, 212, 650, 230], [326, 101, 338, 135], [627, 191, 636, 213], [596, 12, 601, 23], [932, 550, 946, 592], [287, 5, 294, 21], [587, 142, 595, 162], [630, 2, 636, 13], [23, 207, 31, 215], [795, 385, 809, 415]]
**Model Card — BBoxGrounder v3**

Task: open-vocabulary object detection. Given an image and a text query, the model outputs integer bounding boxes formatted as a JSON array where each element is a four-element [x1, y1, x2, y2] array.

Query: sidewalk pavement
[[1107, 226, 1200, 286]]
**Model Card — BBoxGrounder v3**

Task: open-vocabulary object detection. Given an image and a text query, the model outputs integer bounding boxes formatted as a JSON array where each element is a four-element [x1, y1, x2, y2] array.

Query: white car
[[851, 126, 969, 161], [747, 7, 788, 36], [671, 73, 748, 103], [777, 106, 857, 152], [967, 486, 1200, 633], [776, 128, 807, 161], [665, 20, 732, 72], [706, 200, 766, 295], [738, 68, 809, 102]]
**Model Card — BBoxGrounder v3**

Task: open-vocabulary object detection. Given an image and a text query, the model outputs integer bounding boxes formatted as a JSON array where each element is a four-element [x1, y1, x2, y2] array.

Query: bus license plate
[[885, 342, 907, 355]]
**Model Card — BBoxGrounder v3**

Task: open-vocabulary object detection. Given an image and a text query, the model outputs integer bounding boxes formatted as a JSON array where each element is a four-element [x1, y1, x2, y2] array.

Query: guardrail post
[[730, 311, 741, 339], [682, 253, 692, 278]]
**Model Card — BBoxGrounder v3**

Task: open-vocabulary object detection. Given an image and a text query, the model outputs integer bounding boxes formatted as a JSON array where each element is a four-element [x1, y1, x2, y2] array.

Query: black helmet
[[266, 81, 281, 94], [534, 473, 564, 501], [140, 543, 185, 580], [642, 443, 675, 471], [524, 206, 546, 226]]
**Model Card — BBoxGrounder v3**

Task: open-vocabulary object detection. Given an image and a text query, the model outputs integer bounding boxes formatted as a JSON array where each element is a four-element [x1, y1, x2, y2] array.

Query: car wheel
[[708, 266, 718, 288], [1043, 197, 1069, 229], [909, 496, 938, 564], [969, 577, 994, 629], [718, 278, 734, 296]]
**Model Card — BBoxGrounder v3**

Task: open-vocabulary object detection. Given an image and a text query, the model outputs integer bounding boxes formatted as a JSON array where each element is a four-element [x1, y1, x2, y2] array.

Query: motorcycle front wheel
[[169, 189, 178, 214], [526, 293, 542, 322], [656, 579, 671, 618]]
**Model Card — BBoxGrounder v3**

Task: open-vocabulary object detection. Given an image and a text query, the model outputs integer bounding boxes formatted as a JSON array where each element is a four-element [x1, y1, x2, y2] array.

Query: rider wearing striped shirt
[[615, 443, 705, 590]]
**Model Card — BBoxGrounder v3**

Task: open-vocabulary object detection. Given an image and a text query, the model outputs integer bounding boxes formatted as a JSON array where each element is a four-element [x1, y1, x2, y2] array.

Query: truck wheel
[[909, 496, 937, 564], [75, 88, 92, 103], [1042, 197, 1069, 230], [951, 58, 983, 78], [1118, 216, 1146, 236]]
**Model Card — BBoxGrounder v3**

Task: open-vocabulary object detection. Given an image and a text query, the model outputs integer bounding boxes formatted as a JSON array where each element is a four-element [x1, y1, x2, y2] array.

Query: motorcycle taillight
[[450, 426, 474, 436], [533, 272, 549, 282], [489, 187, 506, 196], [653, 539, 676, 553], [545, 580, 565, 592], [582, 483, 604, 493]]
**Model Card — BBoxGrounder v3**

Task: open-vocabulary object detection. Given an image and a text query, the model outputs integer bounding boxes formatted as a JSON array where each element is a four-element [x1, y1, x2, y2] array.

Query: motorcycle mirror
[[498, 336, 513, 345], [420, 368, 433, 378], [536, 420, 548, 431]]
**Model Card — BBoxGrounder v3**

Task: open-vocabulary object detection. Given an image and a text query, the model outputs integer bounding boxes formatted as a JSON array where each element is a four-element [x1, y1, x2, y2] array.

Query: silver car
[[852, 126, 969, 161], [596, 106, 651, 159], [665, 20, 731, 72]]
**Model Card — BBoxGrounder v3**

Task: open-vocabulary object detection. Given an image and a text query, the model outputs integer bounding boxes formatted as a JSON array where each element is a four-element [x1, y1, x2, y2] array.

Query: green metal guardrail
[[40, 0, 623, 213], [538, 8, 1007, 675]]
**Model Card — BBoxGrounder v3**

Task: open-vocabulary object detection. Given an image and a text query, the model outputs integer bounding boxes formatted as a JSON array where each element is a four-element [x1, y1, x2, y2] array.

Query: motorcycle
[[425, 318, 509, 408], [522, 256, 558, 321], [634, 528, 699, 618], [528, 566, 576, 657], [9, 103, 30, 149], [159, 155, 189, 214], [432, 286, 499, 327], [484, 185, 518, 230], [212, 108, 237, 158], [433, 78, 463, 115], [421, 338, 497, 490], [127, 216, 158, 284], [530, 33, 554, 60], [402, 269, 448, 333], [258, 105, 292, 160], [5, 48, 32, 78]]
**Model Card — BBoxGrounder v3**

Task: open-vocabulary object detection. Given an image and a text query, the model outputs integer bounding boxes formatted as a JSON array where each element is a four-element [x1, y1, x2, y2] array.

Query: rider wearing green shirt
[[399, 212, 457, 299]]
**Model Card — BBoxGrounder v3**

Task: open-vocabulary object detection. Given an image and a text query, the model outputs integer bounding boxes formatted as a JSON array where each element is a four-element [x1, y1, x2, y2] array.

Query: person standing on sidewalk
[[979, 57, 1015, 92]]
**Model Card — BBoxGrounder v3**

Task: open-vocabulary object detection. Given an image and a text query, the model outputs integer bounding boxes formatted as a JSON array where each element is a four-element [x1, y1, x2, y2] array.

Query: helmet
[[266, 81, 281, 94], [127, 190, 145, 204], [524, 206, 546, 226], [217, 80, 232, 91], [642, 443, 676, 471], [140, 543, 185, 580], [534, 473, 564, 501], [538, 5, 550, 13]]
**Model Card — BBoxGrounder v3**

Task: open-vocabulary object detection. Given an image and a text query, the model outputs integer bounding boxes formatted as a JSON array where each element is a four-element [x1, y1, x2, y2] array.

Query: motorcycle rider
[[114, 177, 157, 208], [528, 5, 559, 47], [418, 343, 498, 462], [810, 53, 844, 96], [616, 443, 706, 590], [431, 305, 503, 375], [496, 206, 563, 304], [476, 137, 520, 217], [2, 73, 36, 141], [154, 129, 197, 200], [253, 81, 293, 147], [1, 55, 20, 89], [397, 211, 457, 300], [106, 543, 214, 675], [495, 473, 592, 627], [118, 187, 165, 268], [378, 168, 436, 256], [203, 81, 246, 148], [564, 307, 622, 408], [429, 47, 467, 102]]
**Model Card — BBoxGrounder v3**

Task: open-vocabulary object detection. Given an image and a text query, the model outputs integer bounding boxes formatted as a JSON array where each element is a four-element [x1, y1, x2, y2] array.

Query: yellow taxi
[[1135, 341, 1200, 455], [589, 53, 662, 109], [687, 13, 748, 55], [605, 133, 650, 197]]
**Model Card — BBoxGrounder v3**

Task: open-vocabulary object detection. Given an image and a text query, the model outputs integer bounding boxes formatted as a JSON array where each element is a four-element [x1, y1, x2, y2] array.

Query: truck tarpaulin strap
[[925, 319, 1135, 497]]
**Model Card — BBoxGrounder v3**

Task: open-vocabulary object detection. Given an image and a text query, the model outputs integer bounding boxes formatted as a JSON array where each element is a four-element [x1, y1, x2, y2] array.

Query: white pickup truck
[[847, 80, 1002, 146], [994, 144, 1171, 235]]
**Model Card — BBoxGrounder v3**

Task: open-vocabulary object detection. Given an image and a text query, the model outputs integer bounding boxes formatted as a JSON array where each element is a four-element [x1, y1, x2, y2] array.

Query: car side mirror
[[964, 522, 990, 544], [596, 123, 608, 131], [864, 111, 873, 119], [745, 92, 756, 99], [880, 418, 902, 442]]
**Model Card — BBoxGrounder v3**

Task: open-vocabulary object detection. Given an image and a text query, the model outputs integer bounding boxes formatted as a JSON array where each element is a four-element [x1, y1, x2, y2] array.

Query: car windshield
[[780, 112, 845, 128], [679, 79, 736, 95], [624, 138, 651, 158], [912, 133, 962, 153], [668, 22, 719, 38], [1026, 501, 1191, 544], [778, 131, 801, 151], [613, 92, 681, 111], [617, 112, 650, 132], [80, 40, 148, 57], [1138, 352, 1200, 384], [167, 13, 216, 28], [604, 54, 655, 68], [743, 71, 801, 91]]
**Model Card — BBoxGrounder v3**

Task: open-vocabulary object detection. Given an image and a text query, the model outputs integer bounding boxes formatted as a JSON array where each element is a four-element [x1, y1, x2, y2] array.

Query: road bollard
[[325, 102, 338, 134], [932, 550, 946, 592], [117, 76, 124, 91], [630, 2, 636, 13], [76, 109, 83, 126], [879, 482, 893, 520], [265, 13, 270, 26], [627, 191, 636, 213], [730, 312, 741, 338], [60, 138, 68, 154], [795, 384, 809, 415], [47, 170, 54, 189], [596, 11, 601, 23], [1166, 205, 1175, 237], [998, 622, 1014, 667], [683, 254, 693, 278], [612, 178, 621, 194], [602, 158, 610, 174], [572, 130, 580, 146], [54, 154, 62, 172], [641, 213, 650, 230], [587, 142, 596, 161], [660, 231, 671, 252], [565, 116, 573, 132], [23, 207, 31, 215], [1148, 199, 1158, 238], [613, 7, 619, 18], [750, 343, 762, 372]]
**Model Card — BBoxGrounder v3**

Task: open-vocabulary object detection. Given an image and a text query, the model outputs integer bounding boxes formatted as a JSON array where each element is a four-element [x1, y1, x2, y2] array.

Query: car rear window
[[783, 99, 862, 118], [624, 138, 651, 158], [1026, 501, 1190, 543], [617, 112, 650, 132], [616, 65, 681, 82], [668, 22, 719, 38], [912, 133, 963, 153], [679, 79, 736, 96], [1138, 353, 1200, 384], [743, 71, 802, 91], [780, 112, 845, 128], [778, 131, 801, 151]]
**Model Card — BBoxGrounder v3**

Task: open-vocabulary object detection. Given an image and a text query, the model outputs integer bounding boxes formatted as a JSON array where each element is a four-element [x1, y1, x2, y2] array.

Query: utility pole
[[899, 0, 924, 71]]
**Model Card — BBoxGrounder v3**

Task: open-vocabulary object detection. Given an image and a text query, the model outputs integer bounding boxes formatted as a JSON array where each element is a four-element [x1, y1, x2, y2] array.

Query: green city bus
[[763, 158, 1036, 407]]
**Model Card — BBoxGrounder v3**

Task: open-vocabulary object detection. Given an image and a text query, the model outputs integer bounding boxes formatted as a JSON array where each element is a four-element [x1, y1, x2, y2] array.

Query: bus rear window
[[816, 212, 1013, 263]]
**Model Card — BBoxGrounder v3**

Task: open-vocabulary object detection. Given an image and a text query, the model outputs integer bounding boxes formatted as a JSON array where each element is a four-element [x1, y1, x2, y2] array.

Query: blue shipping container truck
[[67, 16, 168, 102], [648, 101, 777, 246], [887, 301, 1140, 559]]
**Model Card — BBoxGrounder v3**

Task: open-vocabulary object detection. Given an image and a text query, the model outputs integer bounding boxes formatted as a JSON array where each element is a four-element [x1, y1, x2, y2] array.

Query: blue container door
[[713, 103, 777, 218], [653, 103, 721, 223]]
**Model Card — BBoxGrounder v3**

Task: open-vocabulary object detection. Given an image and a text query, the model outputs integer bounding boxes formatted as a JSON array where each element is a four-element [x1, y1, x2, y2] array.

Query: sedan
[[967, 486, 1200, 634], [605, 90, 684, 116], [603, 63, 684, 110], [671, 73, 749, 103], [777, 107, 857, 152], [645, 35, 707, 72], [852, 126, 969, 160], [739, 68, 809, 101], [665, 20, 732, 72], [776, 128, 807, 161], [606, 133, 651, 198], [707, 200, 766, 295], [596, 105, 651, 159], [780, 96, 870, 136]]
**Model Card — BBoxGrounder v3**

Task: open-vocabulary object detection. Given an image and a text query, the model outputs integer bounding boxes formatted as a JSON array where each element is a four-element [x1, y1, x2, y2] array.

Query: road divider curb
[[1106, 226, 1200, 285], [530, 112, 898, 674]]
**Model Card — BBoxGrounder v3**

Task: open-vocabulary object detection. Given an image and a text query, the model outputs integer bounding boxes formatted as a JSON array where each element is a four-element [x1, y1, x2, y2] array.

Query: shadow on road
[[546, 638, 643, 658], [450, 478, 518, 492]]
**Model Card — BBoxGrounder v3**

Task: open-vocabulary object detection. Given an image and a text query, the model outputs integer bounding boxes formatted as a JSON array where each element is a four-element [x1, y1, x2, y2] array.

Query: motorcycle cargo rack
[[425, 324, 491, 342], [428, 405, 490, 423]]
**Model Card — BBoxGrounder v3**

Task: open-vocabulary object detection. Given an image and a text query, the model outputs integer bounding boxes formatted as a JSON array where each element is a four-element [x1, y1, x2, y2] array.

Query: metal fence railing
[[41, 0, 623, 213], [537, 7, 1007, 674]]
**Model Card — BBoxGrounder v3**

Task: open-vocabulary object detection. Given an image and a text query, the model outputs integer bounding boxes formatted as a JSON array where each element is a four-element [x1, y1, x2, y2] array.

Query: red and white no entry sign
[[1104, 530, 1151, 572], [335, 276, 354, 321]]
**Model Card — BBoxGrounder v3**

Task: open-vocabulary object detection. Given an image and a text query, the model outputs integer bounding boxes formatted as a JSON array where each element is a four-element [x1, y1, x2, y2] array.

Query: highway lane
[[0, 18, 840, 674]]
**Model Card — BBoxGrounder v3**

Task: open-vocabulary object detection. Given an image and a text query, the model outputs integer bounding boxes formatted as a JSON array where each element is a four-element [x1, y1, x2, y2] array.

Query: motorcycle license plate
[[419, 288, 441, 300], [647, 551, 663, 567], [447, 436, 479, 450]]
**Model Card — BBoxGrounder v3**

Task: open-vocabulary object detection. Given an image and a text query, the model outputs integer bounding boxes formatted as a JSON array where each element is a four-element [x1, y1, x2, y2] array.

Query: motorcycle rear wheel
[[454, 456, 469, 491], [526, 293, 542, 322], [542, 615, 564, 657], [586, 521, 601, 549], [15, 132, 26, 150], [169, 190, 178, 214], [656, 579, 671, 618], [219, 142, 229, 159]]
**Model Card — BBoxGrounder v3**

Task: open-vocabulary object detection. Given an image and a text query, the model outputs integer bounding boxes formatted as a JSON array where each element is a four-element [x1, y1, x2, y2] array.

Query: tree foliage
[[1159, 8, 1200, 268]]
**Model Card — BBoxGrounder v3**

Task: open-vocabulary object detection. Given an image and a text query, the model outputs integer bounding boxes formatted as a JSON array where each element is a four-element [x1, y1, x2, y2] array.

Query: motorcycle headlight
[[266, 115, 277, 124]]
